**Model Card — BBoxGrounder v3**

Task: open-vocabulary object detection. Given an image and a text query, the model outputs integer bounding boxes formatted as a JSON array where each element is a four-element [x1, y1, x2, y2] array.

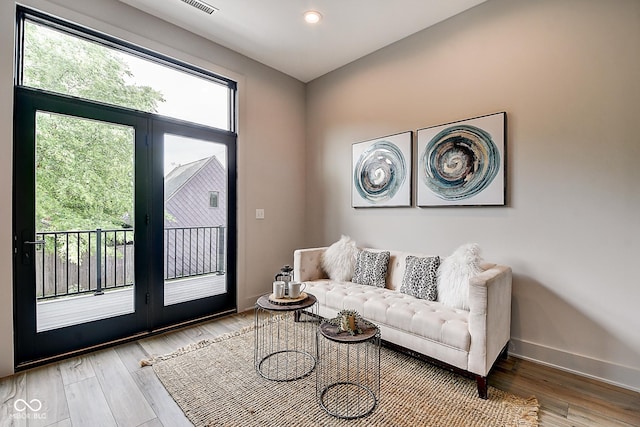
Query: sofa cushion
[[321, 235, 359, 281], [305, 280, 470, 352], [400, 255, 440, 301], [352, 250, 390, 288], [383, 249, 438, 291], [437, 243, 483, 310]]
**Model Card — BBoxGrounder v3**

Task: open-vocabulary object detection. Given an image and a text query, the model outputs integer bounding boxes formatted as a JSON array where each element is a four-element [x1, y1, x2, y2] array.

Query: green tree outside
[[24, 22, 164, 235]]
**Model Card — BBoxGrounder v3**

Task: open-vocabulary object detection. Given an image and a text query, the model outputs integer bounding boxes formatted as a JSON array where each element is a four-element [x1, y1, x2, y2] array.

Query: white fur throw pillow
[[437, 243, 483, 310], [321, 235, 359, 281]]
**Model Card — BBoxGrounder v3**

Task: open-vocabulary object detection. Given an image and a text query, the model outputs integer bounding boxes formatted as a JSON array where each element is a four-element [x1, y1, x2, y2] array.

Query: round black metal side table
[[254, 293, 318, 381], [316, 319, 381, 419]]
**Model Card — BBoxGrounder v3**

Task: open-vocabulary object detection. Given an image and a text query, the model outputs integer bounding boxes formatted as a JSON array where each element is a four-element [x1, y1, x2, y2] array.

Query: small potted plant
[[329, 309, 366, 335]]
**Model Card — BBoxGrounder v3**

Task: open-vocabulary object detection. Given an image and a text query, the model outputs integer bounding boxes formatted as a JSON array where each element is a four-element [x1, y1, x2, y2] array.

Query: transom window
[[19, 10, 236, 131]]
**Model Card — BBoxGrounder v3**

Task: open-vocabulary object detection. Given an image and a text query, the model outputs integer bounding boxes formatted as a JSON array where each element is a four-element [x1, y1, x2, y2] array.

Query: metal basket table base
[[254, 293, 318, 382], [316, 320, 381, 419]]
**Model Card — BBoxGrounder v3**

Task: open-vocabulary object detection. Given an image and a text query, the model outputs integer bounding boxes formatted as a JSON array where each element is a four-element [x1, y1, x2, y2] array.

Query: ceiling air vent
[[180, 0, 218, 15]]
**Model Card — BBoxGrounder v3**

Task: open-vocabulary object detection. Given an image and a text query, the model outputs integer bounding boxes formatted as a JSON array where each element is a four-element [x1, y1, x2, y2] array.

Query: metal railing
[[164, 226, 226, 280], [35, 226, 225, 300]]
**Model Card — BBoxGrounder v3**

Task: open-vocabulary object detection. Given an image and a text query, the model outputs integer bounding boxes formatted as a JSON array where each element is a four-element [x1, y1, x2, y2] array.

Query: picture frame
[[352, 131, 412, 208], [416, 112, 506, 207]]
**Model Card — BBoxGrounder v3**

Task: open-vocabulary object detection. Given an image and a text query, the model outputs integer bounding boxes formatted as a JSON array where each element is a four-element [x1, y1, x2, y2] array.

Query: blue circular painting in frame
[[354, 140, 407, 204], [420, 125, 500, 201]]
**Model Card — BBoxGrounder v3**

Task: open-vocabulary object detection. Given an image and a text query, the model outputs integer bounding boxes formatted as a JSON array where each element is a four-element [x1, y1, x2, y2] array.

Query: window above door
[[17, 7, 236, 131]]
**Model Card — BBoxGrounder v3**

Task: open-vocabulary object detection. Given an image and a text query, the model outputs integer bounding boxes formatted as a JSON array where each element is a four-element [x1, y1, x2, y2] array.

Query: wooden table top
[[319, 319, 379, 343], [256, 293, 317, 311]]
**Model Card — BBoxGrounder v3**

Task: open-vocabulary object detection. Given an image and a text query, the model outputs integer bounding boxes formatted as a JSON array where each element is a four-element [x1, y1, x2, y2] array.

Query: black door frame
[[13, 86, 237, 367]]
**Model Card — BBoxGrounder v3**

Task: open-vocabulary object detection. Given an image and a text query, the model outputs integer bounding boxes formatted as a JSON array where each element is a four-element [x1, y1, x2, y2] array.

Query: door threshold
[[14, 308, 237, 372]]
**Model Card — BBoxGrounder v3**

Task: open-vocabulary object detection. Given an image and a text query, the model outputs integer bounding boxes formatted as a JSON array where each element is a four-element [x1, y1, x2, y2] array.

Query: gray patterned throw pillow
[[352, 250, 390, 287], [400, 255, 440, 301]]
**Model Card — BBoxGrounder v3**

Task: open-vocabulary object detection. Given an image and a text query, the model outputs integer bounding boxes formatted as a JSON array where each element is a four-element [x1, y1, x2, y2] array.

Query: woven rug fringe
[[140, 314, 284, 367], [516, 396, 540, 427]]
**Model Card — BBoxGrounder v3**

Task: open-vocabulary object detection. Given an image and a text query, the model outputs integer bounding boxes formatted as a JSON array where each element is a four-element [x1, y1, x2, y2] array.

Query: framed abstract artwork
[[352, 131, 412, 208], [417, 112, 506, 207]]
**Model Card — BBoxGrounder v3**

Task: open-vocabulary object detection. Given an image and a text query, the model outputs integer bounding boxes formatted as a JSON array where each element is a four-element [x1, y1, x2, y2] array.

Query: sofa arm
[[467, 265, 512, 377], [294, 247, 328, 282]]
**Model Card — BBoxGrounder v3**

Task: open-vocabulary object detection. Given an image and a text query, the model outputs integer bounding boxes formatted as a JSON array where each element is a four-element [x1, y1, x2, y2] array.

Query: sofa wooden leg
[[476, 376, 488, 399], [500, 343, 509, 360]]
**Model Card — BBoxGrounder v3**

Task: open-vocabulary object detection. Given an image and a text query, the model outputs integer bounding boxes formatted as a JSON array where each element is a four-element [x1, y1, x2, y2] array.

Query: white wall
[[0, 0, 306, 377], [0, 1, 15, 378], [306, 0, 640, 391]]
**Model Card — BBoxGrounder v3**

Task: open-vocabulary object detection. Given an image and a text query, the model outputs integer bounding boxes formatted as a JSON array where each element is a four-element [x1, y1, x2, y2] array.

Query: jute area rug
[[143, 323, 538, 427]]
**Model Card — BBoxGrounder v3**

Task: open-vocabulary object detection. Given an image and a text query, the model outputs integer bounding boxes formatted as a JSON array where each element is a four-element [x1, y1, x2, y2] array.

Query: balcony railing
[[165, 226, 226, 280], [35, 226, 225, 300]]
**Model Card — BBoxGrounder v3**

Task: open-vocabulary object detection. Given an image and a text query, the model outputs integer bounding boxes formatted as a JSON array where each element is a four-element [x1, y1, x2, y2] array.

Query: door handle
[[22, 240, 45, 264]]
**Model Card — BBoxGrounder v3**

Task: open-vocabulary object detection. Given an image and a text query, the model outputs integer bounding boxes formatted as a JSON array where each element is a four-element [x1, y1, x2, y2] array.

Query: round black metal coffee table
[[316, 319, 381, 419], [254, 293, 318, 381]]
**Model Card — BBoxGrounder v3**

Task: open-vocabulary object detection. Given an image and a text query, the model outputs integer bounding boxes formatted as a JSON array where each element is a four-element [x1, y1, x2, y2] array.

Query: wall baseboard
[[238, 294, 264, 314], [509, 338, 640, 393]]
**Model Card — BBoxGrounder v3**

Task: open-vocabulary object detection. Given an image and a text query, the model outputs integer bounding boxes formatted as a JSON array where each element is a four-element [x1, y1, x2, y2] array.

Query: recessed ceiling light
[[304, 10, 322, 24]]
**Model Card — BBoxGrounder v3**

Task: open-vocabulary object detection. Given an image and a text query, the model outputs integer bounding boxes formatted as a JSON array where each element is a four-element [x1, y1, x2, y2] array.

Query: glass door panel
[[163, 134, 228, 306], [34, 112, 135, 331]]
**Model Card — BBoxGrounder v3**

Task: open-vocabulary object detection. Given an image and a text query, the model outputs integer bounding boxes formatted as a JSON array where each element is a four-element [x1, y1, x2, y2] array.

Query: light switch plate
[[256, 208, 265, 219]]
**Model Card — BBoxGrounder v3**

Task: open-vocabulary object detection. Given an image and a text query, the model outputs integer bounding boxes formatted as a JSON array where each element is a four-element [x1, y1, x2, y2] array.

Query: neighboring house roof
[[165, 156, 219, 201]]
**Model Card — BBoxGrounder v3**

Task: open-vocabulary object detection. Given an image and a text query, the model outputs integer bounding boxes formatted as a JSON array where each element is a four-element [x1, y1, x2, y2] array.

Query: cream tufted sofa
[[294, 247, 512, 399]]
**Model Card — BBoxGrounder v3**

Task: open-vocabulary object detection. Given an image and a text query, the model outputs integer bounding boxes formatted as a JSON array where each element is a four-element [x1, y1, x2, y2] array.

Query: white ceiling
[[118, 0, 487, 83]]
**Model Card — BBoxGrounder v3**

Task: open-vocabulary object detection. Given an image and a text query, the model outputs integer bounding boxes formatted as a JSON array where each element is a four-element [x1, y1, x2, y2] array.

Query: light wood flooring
[[1, 311, 639, 426]]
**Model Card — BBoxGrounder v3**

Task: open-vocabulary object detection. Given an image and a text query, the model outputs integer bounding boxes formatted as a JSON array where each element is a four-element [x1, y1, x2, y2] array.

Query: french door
[[150, 118, 237, 329], [13, 87, 236, 366]]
